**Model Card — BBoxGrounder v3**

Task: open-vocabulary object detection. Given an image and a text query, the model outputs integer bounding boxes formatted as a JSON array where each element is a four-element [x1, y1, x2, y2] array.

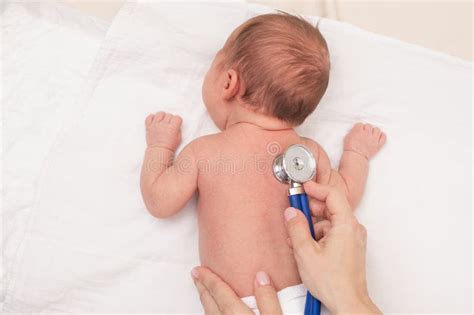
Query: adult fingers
[[314, 220, 331, 240], [303, 182, 353, 224], [309, 198, 325, 217], [284, 207, 319, 260], [287, 219, 331, 247], [254, 271, 282, 315], [192, 267, 252, 314], [192, 278, 221, 314]]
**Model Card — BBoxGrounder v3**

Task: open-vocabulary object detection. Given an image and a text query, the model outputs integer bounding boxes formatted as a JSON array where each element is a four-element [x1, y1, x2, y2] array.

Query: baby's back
[[195, 123, 305, 297]]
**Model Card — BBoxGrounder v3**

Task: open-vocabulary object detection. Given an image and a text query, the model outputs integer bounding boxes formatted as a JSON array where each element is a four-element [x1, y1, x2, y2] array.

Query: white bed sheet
[[3, 0, 472, 313], [1, 1, 107, 310]]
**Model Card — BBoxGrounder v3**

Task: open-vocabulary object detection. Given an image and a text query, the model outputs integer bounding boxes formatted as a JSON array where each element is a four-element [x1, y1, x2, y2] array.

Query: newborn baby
[[140, 13, 385, 300]]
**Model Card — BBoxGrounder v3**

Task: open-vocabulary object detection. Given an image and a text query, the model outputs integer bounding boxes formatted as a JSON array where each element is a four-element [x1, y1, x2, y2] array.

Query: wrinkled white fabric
[[2, 1, 107, 311], [3, 0, 472, 313]]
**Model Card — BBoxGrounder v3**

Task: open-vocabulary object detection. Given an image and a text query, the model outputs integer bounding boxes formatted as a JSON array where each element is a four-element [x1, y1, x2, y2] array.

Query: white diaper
[[241, 284, 307, 314]]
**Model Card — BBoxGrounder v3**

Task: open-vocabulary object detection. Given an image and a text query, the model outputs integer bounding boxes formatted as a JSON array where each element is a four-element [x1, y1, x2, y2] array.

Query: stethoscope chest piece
[[272, 144, 317, 184]]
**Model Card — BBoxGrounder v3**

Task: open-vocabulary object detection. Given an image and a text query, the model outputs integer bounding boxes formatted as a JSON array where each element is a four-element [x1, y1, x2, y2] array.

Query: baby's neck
[[224, 105, 293, 131]]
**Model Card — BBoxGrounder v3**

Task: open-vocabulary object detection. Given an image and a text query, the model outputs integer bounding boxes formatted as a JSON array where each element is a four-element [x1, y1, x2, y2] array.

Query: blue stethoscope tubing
[[288, 192, 321, 315]]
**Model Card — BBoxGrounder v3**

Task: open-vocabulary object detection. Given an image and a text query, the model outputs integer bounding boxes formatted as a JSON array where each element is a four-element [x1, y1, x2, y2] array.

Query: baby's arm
[[338, 123, 386, 207], [140, 112, 198, 218], [302, 123, 386, 208]]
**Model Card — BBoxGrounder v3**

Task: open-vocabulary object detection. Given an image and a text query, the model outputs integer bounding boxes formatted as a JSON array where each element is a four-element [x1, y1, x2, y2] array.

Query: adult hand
[[285, 181, 381, 315], [191, 267, 283, 315]]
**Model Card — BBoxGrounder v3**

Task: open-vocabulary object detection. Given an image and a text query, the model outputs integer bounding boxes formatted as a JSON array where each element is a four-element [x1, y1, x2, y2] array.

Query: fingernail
[[256, 271, 270, 286], [191, 267, 199, 279], [284, 207, 297, 221]]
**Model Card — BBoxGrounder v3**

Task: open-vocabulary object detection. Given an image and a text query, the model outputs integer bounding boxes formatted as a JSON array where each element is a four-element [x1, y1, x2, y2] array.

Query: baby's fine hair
[[222, 12, 330, 126]]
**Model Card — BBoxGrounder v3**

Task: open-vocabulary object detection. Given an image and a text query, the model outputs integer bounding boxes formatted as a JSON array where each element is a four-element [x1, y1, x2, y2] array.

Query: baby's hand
[[344, 123, 386, 160], [145, 112, 182, 151]]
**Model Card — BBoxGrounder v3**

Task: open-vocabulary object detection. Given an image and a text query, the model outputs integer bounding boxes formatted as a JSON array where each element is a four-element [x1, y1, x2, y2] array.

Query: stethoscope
[[273, 144, 321, 315]]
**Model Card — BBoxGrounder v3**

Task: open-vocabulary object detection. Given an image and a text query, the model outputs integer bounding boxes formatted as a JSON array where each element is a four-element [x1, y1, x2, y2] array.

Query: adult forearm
[[333, 289, 381, 315]]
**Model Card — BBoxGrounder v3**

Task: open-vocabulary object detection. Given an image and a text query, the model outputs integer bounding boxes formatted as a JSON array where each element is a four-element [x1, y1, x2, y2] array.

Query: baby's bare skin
[[141, 16, 386, 297], [140, 110, 385, 297]]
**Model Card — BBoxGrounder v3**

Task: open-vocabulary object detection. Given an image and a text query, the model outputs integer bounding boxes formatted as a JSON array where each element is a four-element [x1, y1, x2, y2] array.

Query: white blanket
[[1, 1, 107, 311], [3, 1, 472, 313]]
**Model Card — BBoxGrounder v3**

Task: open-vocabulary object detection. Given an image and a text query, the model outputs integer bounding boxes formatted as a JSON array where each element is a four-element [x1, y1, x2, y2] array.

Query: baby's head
[[202, 12, 330, 129]]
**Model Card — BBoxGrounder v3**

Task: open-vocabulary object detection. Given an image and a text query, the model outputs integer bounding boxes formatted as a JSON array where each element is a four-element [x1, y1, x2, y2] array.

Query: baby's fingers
[[145, 114, 154, 127], [170, 115, 183, 128], [372, 127, 381, 137], [154, 111, 166, 122], [163, 113, 173, 123], [380, 133, 387, 145], [352, 122, 364, 131]]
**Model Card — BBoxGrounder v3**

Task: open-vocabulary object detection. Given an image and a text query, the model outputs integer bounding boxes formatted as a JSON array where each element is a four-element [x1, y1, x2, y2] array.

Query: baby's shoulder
[[299, 136, 331, 166], [185, 133, 225, 157], [299, 136, 324, 155], [299, 136, 332, 181]]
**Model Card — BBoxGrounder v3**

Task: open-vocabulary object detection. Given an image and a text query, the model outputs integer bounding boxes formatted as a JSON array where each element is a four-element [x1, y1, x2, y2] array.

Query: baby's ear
[[222, 69, 240, 100]]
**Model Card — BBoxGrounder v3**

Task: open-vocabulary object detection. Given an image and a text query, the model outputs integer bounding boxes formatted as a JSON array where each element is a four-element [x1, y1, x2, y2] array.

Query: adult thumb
[[284, 207, 319, 261]]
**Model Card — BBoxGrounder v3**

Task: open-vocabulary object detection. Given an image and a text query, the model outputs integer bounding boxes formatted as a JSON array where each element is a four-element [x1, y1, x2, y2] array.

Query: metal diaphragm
[[272, 144, 317, 184]]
